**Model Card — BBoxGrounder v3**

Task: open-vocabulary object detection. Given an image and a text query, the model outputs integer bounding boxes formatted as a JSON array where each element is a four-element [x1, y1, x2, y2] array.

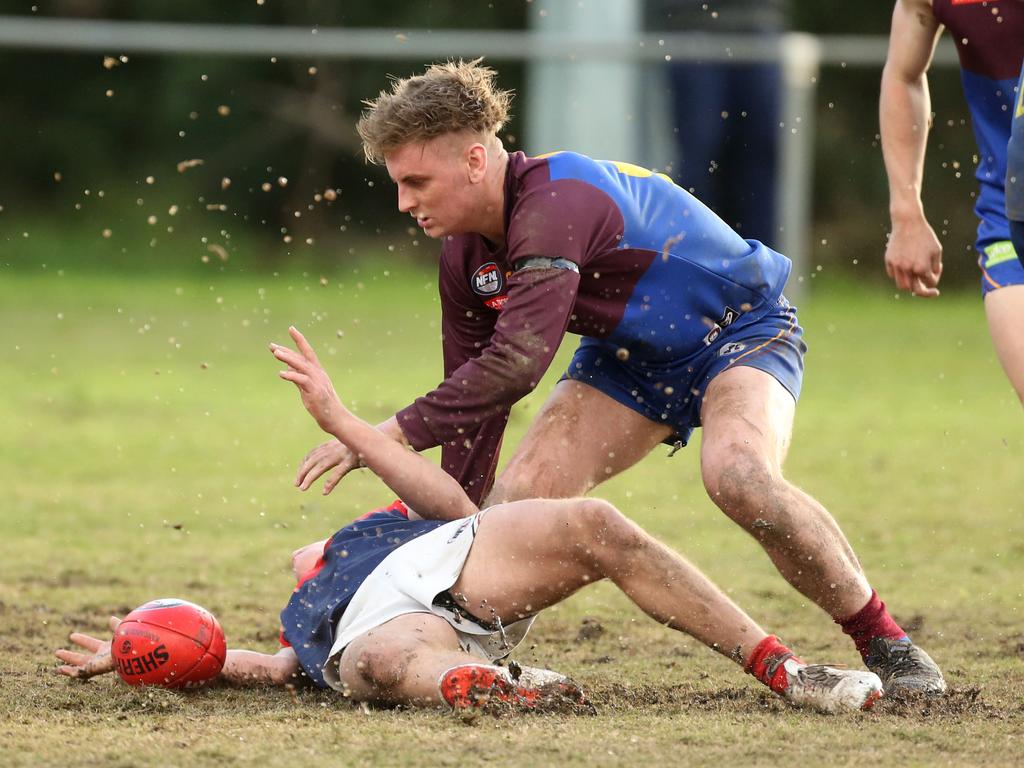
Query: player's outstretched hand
[[271, 326, 352, 438], [884, 217, 943, 298], [55, 615, 121, 680]]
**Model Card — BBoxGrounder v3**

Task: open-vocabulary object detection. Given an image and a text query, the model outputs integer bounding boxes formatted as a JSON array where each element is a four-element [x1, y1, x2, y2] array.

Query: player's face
[[385, 135, 481, 238]]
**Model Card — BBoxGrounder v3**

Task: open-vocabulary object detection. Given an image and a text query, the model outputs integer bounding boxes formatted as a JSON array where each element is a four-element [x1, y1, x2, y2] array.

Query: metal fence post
[[777, 32, 822, 300], [525, 0, 641, 160]]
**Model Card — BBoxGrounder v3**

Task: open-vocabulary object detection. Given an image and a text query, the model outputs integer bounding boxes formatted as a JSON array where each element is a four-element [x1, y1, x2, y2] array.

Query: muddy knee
[[702, 450, 789, 534], [565, 499, 645, 570], [345, 642, 409, 693]]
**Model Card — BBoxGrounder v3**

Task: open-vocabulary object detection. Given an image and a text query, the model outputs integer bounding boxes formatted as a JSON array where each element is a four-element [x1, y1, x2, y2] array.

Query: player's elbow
[[881, 58, 927, 91], [485, 342, 548, 401], [271, 649, 301, 686], [290, 540, 326, 578]]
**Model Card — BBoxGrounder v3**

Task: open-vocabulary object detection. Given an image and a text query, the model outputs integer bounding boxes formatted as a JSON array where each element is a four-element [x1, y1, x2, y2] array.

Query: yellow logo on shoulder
[[609, 160, 673, 183]]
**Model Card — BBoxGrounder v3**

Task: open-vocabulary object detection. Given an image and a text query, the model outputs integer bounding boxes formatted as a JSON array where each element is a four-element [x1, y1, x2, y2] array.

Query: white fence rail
[[0, 15, 960, 294]]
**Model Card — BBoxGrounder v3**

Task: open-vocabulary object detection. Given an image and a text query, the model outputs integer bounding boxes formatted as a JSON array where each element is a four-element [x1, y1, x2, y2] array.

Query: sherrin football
[[111, 598, 226, 689]]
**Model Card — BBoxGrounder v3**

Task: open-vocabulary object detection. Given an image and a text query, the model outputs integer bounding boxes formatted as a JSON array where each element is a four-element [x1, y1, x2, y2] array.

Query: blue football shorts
[[978, 239, 1024, 295], [564, 299, 806, 448]]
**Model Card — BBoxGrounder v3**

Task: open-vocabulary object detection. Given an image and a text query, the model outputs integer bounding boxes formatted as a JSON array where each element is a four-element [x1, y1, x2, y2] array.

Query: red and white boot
[[746, 635, 883, 714], [439, 664, 588, 712]]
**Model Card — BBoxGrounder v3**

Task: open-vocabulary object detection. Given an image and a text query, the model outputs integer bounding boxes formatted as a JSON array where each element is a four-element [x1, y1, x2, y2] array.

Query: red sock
[[744, 635, 803, 694], [836, 590, 908, 661]]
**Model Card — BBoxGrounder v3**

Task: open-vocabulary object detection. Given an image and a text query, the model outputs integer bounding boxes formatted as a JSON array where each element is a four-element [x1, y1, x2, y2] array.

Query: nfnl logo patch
[[471, 262, 503, 296], [718, 342, 748, 357], [702, 306, 742, 346]]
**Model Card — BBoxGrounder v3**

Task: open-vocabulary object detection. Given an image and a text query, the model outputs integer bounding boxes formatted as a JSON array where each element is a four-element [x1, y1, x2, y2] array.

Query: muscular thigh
[[984, 284, 1024, 400], [699, 366, 796, 476], [451, 499, 604, 624], [492, 380, 673, 502]]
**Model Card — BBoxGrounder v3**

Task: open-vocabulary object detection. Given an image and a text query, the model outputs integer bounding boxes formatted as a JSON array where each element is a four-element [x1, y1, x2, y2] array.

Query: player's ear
[[467, 142, 488, 184]]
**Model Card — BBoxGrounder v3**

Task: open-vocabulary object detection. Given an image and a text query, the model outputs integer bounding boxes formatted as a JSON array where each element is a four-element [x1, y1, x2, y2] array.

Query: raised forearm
[[331, 414, 478, 521]]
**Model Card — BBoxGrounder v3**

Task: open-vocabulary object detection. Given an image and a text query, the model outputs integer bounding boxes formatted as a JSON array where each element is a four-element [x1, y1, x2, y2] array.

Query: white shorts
[[320, 509, 535, 691]]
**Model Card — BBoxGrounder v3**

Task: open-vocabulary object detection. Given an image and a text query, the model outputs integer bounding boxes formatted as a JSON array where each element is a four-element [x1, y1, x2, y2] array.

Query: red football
[[112, 598, 226, 689]]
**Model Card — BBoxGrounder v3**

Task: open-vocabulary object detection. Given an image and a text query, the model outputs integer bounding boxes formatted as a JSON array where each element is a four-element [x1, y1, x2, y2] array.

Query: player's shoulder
[[512, 149, 608, 190], [507, 150, 623, 222]]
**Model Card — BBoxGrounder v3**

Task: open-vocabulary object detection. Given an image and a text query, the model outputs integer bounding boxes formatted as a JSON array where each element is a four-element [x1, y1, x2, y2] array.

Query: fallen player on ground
[[55, 328, 883, 714]]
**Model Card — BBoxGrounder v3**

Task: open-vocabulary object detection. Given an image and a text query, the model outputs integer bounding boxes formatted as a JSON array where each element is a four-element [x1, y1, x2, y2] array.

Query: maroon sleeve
[[440, 252, 506, 503], [396, 265, 580, 451], [506, 178, 622, 268]]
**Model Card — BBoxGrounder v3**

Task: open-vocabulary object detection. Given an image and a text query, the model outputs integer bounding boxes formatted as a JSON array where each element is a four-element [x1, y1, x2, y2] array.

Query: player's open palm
[[295, 438, 362, 494], [55, 615, 121, 680], [885, 217, 943, 297], [271, 327, 353, 439]]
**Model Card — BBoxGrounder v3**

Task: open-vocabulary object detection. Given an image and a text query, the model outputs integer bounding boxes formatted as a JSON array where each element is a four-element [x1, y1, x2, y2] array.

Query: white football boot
[[775, 657, 884, 713]]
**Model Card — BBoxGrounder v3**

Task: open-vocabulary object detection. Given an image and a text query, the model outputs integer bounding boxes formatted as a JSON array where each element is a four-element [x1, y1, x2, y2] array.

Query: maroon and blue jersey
[[932, 0, 1024, 285], [279, 501, 446, 688], [395, 151, 793, 500], [1008, 61, 1024, 223]]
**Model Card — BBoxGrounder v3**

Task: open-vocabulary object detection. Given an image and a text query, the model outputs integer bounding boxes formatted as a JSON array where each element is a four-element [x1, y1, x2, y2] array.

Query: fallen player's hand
[[55, 615, 121, 680], [295, 437, 363, 494], [884, 217, 943, 298], [271, 326, 352, 439]]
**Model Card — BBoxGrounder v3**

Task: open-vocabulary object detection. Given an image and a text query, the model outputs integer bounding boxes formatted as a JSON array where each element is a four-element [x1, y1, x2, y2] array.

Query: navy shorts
[[564, 299, 806, 447]]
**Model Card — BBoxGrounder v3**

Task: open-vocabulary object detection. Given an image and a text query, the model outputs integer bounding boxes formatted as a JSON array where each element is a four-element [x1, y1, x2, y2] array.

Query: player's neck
[[476, 148, 509, 246]]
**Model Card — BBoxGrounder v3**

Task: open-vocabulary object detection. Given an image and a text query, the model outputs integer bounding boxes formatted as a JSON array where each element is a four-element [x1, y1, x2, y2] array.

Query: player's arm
[[219, 647, 300, 687], [293, 253, 497, 498], [880, 0, 945, 297], [394, 263, 580, 453], [271, 327, 479, 521], [55, 617, 301, 687], [293, 417, 407, 496]]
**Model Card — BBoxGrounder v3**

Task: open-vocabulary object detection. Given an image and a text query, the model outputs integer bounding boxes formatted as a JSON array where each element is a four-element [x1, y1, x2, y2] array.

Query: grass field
[[1, 265, 1022, 767]]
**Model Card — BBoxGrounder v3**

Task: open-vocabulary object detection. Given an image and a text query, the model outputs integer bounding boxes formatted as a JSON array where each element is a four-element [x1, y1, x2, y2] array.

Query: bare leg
[[985, 285, 1024, 406], [699, 366, 871, 618], [487, 380, 672, 504], [453, 498, 769, 664], [336, 500, 882, 713], [337, 613, 478, 706]]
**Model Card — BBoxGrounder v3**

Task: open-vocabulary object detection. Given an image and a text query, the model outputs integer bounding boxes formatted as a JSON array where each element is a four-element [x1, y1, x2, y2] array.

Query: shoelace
[[797, 665, 848, 690], [881, 644, 929, 678]]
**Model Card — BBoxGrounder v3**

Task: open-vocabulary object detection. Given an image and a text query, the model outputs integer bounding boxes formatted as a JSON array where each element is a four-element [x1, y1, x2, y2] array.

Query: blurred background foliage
[[0, 0, 983, 286]]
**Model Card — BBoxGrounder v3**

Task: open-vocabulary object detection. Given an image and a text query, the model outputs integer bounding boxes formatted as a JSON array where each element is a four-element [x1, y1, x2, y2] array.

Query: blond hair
[[357, 59, 513, 164]]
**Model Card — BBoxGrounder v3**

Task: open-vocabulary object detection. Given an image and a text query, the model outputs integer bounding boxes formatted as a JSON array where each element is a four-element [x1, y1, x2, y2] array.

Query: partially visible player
[[881, 0, 1024, 404], [54, 327, 884, 714], [1008, 60, 1024, 265]]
